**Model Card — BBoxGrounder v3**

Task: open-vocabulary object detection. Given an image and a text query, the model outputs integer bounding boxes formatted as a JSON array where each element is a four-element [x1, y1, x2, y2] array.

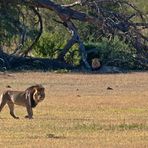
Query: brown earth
[[0, 72, 148, 148]]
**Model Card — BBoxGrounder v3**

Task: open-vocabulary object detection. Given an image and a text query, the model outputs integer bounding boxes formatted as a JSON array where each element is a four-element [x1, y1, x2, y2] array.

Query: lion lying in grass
[[0, 84, 45, 119]]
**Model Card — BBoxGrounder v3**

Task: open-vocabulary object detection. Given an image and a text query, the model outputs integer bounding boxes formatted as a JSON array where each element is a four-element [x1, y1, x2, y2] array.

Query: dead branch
[[21, 6, 43, 56]]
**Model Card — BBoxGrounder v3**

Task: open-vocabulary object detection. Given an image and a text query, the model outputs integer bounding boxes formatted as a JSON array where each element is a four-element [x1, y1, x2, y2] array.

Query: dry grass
[[0, 72, 148, 148]]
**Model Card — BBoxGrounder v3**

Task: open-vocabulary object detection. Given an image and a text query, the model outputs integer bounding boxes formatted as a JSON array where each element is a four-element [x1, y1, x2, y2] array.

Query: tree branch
[[21, 6, 43, 56], [57, 20, 91, 69], [62, 1, 82, 8]]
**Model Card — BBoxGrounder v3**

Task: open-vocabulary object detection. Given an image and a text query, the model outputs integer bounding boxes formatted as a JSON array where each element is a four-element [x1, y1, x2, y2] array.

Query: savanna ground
[[0, 71, 148, 148]]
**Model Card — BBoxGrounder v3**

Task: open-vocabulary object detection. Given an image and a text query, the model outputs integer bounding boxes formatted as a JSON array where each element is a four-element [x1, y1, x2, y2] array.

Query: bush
[[65, 44, 81, 66], [85, 36, 137, 70], [33, 32, 81, 66], [33, 33, 139, 70], [33, 32, 67, 58]]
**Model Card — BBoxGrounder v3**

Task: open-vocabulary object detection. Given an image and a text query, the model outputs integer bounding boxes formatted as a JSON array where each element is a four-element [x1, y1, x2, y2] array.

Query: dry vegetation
[[0, 72, 148, 148]]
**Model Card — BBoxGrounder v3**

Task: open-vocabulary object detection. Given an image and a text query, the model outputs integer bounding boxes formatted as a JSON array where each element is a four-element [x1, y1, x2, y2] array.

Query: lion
[[0, 84, 45, 119], [91, 58, 101, 71]]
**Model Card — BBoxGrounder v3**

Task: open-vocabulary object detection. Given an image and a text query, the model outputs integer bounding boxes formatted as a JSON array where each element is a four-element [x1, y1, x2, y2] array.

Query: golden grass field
[[0, 72, 148, 148]]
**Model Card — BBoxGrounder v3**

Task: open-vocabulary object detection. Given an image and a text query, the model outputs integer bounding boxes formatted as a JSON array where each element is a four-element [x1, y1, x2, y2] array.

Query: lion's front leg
[[0, 93, 8, 112], [0, 98, 7, 112], [25, 105, 33, 119]]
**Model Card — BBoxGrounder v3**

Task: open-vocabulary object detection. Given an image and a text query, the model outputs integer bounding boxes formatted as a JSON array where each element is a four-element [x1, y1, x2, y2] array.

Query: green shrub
[[33, 32, 81, 66], [65, 44, 81, 66], [33, 32, 67, 58], [85, 36, 137, 69]]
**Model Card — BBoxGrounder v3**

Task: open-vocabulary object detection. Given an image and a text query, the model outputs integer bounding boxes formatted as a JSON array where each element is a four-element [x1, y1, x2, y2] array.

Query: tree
[[0, 0, 147, 70]]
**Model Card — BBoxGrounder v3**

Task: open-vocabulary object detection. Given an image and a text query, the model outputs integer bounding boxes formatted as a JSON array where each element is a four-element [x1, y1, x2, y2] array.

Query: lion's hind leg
[[7, 101, 19, 119]]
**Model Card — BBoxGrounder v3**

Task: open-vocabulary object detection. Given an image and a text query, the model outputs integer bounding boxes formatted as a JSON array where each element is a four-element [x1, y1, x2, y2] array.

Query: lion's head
[[26, 84, 45, 108], [91, 58, 101, 70]]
